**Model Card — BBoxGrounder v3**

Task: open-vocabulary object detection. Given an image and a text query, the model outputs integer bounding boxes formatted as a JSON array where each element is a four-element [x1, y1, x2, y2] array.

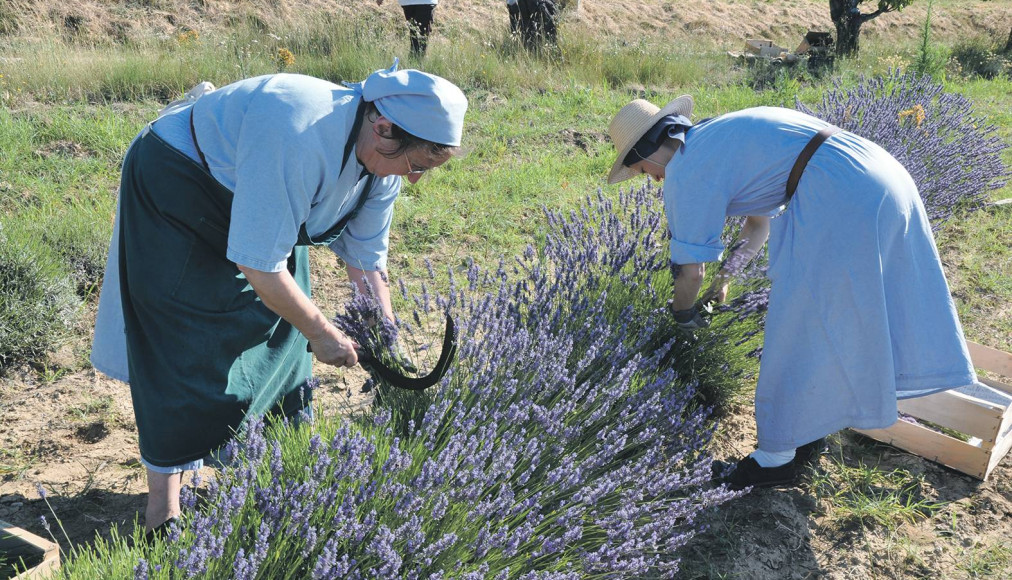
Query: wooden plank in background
[[985, 408, 1012, 480], [968, 340, 1012, 379], [0, 519, 60, 579], [897, 390, 1004, 443], [855, 419, 991, 480]]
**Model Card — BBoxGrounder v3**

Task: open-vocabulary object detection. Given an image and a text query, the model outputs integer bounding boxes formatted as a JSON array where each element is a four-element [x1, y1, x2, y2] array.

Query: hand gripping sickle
[[308, 313, 458, 391]]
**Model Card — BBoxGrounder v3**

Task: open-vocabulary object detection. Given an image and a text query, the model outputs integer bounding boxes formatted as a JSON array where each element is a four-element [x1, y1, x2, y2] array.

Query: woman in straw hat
[[91, 60, 467, 534], [607, 97, 977, 490]]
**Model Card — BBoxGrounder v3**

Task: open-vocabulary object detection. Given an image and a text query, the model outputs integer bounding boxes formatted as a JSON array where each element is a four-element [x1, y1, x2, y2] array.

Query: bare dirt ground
[[2, 1, 1012, 578]]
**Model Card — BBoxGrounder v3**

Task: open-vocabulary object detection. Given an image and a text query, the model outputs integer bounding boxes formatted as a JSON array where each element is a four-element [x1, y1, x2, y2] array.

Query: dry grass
[[3, 0, 1009, 51]]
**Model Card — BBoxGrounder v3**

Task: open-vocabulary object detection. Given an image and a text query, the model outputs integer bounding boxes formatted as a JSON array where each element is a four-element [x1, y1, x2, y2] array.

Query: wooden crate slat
[[985, 407, 1012, 480], [978, 376, 1012, 398], [0, 519, 60, 579], [897, 390, 1004, 443], [967, 340, 1012, 377], [849, 342, 1012, 481], [854, 419, 991, 479]]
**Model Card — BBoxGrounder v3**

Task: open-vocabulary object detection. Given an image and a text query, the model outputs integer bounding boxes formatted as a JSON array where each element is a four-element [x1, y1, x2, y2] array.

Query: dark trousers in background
[[516, 0, 558, 49], [508, 2, 521, 36], [402, 4, 436, 56]]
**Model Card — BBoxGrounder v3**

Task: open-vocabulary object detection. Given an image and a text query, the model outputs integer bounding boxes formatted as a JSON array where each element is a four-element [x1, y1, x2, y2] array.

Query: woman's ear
[[373, 117, 395, 139]]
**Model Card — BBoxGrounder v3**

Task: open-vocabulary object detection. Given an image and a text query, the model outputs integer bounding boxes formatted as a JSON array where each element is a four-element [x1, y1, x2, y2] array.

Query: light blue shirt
[[153, 73, 400, 273], [662, 107, 833, 264]]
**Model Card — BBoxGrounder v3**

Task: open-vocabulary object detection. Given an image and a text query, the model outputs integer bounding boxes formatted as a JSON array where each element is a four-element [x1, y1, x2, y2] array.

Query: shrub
[[950, 36, 1011, 80], [29, 207, 112, 298], [0, 221, 79, 373]]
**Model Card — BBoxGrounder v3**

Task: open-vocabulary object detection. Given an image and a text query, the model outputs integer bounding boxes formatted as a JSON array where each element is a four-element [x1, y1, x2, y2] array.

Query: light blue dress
[[664, 107, 977, 451], [92, 74, 400, 383]]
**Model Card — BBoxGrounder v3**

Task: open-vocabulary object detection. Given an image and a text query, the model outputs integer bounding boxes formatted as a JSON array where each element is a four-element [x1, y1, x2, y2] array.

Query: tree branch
[[859, 6, 892, 24]]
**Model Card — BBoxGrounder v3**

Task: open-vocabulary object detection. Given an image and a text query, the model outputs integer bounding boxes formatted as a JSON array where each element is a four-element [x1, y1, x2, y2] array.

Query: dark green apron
[[119, 102, 375, 467]]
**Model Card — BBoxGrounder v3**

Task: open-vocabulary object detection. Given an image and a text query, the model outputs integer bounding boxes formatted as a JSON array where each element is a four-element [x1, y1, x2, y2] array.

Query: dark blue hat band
[[622, 114, 692, 166]]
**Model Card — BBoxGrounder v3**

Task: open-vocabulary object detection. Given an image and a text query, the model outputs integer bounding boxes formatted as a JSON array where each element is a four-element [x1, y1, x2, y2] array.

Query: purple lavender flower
[[133, 558, 149, 580]]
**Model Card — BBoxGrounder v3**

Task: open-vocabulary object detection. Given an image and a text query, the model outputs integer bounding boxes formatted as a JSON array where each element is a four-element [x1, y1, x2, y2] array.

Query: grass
[[66, 396, 116, 424], [809, 456, 946, 529], [0, 445, 39, 481], [959, 542, 1012, 578]]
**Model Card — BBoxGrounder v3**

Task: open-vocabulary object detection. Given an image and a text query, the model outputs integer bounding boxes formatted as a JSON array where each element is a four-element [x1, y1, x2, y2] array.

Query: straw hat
[[607, 95, 694, 184]]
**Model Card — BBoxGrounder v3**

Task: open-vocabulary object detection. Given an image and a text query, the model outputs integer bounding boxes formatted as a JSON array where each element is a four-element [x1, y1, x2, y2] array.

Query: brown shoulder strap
[[786, 126, 840, 202]]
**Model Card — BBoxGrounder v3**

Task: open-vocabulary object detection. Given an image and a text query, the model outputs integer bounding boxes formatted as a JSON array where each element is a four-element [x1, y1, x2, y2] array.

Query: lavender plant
[[797, 69, 1008, 228], [53, 185, 740, 579]]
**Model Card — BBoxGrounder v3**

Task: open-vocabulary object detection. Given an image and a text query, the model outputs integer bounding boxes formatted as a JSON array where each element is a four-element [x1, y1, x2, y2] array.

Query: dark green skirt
[[118, 129, 312, 467]]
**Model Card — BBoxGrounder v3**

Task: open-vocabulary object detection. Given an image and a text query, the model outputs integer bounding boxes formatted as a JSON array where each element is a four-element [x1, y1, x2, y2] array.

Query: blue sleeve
[[329, 176, 400, 271], [225, 101, 318, 273], [663, 170, 728, 265]]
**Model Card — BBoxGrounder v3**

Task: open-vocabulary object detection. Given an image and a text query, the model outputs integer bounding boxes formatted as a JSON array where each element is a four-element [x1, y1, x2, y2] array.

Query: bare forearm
[[731, 215, 770, 267], [237, 265, 333, 340], [346, 265, 395, 322], [708, 216, 770, 298], [238, 264, 358, 367]]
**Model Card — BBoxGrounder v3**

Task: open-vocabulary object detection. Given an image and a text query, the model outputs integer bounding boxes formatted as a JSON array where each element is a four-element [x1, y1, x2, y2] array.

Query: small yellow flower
[[276, 48, 296, 69], [176, 29, 199, 44], [898, 104, 926, 128]]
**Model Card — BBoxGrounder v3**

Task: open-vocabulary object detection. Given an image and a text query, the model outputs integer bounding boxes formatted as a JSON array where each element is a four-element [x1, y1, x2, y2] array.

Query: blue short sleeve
[[329, 176, 400, 271], [663, 168, 728, 265], [226, 128, 315, 272]]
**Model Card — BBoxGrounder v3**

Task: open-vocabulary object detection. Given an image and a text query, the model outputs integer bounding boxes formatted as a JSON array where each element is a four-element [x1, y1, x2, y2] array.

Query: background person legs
[[507, 0, 521, 37], [402, 4, 436, 56], [517, 0, 558, 49]]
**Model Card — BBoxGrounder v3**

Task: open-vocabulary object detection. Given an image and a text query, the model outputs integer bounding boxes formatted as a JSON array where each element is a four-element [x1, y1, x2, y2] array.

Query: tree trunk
[[829, 0, 863, 56], [1005, 27, 1012, 53]]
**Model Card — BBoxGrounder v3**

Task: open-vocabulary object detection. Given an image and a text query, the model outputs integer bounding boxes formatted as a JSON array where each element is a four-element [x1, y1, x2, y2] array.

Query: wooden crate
[[854, 341, 1012, 481], [0, 519, 60, 579]]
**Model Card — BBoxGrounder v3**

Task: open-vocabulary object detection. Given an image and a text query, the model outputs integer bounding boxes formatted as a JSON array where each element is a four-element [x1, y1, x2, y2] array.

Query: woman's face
[[628, 158, 666, 182], [625, 138, 679, 182], [369, 147, 452, 184], [360, 116, 452, 183]]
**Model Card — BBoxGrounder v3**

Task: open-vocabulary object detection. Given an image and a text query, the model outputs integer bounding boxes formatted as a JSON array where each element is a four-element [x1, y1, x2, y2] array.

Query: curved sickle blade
[[307, 314, 458, 391], [362, 313, 457, 391]]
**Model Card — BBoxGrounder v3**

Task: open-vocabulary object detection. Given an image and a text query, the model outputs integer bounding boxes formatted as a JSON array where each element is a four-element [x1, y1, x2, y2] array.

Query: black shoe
[[144, 517, 179, 545], [795, 437, 828, 466], [723, 456, 799, 491]]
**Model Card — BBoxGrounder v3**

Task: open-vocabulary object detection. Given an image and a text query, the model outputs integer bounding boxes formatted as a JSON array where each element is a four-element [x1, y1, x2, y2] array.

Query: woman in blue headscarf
[[607, 96, 977, 491], [91, 62, 467, 532]]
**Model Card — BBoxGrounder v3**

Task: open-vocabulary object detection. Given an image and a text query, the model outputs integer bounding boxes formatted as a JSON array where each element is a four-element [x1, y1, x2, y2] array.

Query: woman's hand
[[699, 272, 731, 307], [668, 300, 709, 330], [307, 329, 360, 368]]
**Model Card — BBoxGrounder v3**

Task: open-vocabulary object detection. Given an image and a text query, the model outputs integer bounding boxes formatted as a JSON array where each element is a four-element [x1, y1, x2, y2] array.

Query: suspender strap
[[343, 100, 368, 171], [786, 126, 840, 202], [188, 107, 211, 172]]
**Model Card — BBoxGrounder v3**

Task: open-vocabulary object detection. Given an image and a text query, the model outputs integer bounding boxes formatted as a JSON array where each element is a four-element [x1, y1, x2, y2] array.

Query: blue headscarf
[[345, 59, 468, 147], [622, 114, 693, 166]]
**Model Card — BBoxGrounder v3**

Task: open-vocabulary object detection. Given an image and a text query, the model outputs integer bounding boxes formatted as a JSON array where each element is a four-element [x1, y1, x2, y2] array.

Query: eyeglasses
[[403, 153, 428, 175]]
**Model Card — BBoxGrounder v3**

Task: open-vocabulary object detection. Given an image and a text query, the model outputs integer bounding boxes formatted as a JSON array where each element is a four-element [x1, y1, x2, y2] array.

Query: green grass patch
[[959, 542, 1012, 578], [810, 458, 946, 529]]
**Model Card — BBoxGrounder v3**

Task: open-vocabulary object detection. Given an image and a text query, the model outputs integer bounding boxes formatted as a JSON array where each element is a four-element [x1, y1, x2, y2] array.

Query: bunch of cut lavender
[[797, 69, 1008, 229]]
